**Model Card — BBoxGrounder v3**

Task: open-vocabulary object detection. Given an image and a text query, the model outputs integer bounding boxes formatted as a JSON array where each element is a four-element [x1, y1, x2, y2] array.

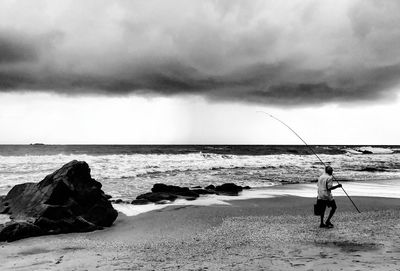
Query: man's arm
[[328, 183, 342, 191]]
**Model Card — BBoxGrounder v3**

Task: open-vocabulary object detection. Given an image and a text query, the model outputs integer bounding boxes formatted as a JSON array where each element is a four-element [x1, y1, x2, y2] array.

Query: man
[[317, 166, 342, 228]]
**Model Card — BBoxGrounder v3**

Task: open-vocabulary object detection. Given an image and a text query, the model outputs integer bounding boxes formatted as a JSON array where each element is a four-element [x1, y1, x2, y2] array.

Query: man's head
[[325, 166, 333, 175]]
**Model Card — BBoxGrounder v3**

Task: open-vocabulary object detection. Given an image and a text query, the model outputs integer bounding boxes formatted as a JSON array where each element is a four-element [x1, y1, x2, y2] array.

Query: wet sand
[[0, 193, 399, 270]]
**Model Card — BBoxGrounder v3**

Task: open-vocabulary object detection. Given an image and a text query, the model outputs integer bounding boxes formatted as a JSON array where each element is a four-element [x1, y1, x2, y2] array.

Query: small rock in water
[[111, 199, 124, 204], [215, 183, 243, 196], [131, 199, 150, 205], [105, 194, 112, 199], [191, 189, 216, 195], [155, 200, 172, 205], [134, 182, 250, 205], [136, 192, 178, 203]]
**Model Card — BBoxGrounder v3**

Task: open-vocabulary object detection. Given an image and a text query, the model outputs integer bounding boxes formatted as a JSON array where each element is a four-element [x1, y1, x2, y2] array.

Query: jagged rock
[[151, 183, 200, 198], [155, 200, 173, 205], [359, 166, 386, 172], [110, 199, 131, 204], [131, 199, 150, 205], [0, 222, 42, 242], [152, 183, 197, 197], [136, 192, 178, 203], [215, 183, 243, 196], [191, 189, 216, 195], [0, 160, 118, 242], [134, 182, 250, 205], [361, 150, 373, 154], [205, 185, 215, 190]]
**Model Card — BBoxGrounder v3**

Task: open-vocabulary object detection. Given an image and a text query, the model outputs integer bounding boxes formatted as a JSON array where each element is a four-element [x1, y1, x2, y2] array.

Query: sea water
[[0, 145, 399, 202]]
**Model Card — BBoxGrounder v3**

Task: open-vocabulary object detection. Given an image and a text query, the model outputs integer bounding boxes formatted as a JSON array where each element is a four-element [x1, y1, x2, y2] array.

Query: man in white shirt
[[317, 166, 342, 228]]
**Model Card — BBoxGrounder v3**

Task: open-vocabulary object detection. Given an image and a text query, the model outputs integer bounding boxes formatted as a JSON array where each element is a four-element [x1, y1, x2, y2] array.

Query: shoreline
[[112, 179, 400, 216], [0, 193, 399, 270]]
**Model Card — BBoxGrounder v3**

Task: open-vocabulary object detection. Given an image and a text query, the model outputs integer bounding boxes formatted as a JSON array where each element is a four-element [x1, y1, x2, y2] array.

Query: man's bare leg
[[325, 205, 337, 224]]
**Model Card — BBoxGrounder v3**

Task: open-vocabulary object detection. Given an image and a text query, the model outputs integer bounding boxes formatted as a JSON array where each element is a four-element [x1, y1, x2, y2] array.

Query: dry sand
[[0, 195, 399, 270]]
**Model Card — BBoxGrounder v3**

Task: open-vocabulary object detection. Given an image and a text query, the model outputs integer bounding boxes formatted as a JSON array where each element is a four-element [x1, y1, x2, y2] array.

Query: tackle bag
[[314, 198, 323, 216]]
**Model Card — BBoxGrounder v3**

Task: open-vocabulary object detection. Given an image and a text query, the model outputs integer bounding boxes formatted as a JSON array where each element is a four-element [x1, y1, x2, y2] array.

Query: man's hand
[[337, 184, 342, 188]]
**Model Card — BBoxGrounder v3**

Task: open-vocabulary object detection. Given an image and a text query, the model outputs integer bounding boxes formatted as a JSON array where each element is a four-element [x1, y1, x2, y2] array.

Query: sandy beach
[[1, 185, 399, 271]]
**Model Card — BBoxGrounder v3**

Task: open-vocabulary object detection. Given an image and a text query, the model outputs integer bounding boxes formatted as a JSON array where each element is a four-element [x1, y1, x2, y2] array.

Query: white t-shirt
[[317, 173, 333, 200]]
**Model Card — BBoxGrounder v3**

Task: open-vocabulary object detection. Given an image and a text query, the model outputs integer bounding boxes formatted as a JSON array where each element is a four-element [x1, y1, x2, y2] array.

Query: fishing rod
[[257, 111, 361, 213]]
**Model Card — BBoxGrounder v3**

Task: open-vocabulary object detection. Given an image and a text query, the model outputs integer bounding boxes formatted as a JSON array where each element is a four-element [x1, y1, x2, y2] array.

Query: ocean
[[0, 145, 399, 201]]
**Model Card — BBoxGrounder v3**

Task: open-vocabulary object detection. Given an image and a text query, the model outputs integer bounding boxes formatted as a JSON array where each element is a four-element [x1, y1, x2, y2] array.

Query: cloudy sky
[[1, 0, 400, 144]]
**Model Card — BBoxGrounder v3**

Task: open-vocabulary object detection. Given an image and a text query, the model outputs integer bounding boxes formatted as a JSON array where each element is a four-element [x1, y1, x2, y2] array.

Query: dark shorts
[[317, 199, 337, 210]]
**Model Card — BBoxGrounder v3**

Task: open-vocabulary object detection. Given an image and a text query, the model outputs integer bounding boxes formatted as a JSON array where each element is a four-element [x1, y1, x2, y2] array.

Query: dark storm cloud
[[0, 32, 37, 64], [0, 0, 400, 106]]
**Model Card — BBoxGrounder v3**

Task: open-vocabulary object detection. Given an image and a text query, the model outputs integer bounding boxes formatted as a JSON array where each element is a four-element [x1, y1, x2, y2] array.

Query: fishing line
[[257, 111, 361, 213]]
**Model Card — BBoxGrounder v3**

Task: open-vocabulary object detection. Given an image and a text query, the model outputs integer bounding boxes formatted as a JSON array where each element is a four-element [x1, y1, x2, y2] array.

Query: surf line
[[257, 111, 361, 213]]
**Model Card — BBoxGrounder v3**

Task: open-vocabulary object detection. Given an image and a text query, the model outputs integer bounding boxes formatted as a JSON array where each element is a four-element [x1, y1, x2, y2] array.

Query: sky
[[1, 0, 400, 144]]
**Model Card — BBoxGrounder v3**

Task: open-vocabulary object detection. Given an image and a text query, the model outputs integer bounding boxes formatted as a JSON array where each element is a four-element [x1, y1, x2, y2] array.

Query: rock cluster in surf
[[113, 182, 251, 205], [0, 160, 118, 242]]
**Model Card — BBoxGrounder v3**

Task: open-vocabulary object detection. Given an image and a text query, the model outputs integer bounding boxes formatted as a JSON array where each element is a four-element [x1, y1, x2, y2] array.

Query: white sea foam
[[0, 214, 11, 224], [346, 146, 394, 154], [358, 146, 394, 154], [113, 197, 231, 216]]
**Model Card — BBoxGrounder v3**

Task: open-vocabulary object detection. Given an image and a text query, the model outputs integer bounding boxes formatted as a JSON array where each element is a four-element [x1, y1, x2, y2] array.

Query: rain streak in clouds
[[1, 0, 400, 106]]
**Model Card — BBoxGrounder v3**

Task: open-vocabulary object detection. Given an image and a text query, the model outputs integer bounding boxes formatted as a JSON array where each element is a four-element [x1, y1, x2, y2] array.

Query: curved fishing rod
[[257, 111, 361, 213]]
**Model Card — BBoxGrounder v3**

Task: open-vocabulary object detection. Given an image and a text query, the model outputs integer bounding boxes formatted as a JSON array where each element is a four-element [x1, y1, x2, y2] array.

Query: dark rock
[[151, 183, 200, 199], [242, 186, 251, 190], [191, 189, 216, 195], [176, 194, 199, 201], [0, 160, 118, 242], [155, 200, 172, 205], [131, 199, 150, 205], [136, 192, 178, 203], [110, 199, 131, 204], [151, 183, 174, 193], [215, 183, 243, 196], [0, 206, 10, 214], [105, 194, 112, 199], [178, 190, 200, 198], [191, 186, 202, 189], [0, 222, 42, 242], [359, 167, 386, 172], [361, 150, 373, 154], [205, 185, 215, 190], [133, 182, 247, 205], [152, 183, 186, 194]]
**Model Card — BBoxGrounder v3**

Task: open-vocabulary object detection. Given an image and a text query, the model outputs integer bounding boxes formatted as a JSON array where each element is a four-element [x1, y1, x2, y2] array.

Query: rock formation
[[0, 160, 118, 242], [132, 182, 250, 205]]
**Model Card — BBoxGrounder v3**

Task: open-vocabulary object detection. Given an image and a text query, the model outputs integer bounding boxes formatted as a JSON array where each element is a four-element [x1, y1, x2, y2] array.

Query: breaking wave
[[0, 149, 399, 200]]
